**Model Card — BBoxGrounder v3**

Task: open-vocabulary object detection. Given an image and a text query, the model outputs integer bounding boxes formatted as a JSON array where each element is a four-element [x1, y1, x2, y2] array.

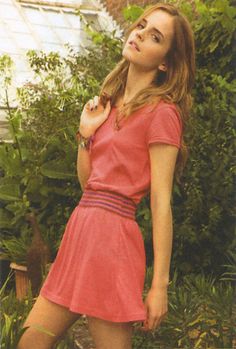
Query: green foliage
[[0, 0, 235, 281], [0, 231, 32, 265], [170, 0, 235, 277], [193, 0, 236, 78], [1, 268, 234, 348], [0, 30, 122, 263], [173, 67, 235, 275], [122, 5, 144, 23], [133, 270, 235, 348], [0, 54, 14, 88], [0, 271, 32, 348], [0, 270, 79, 348], [162, 273, 235, 348], [220, 249, 236, 282], [0, 121, 78, 261]]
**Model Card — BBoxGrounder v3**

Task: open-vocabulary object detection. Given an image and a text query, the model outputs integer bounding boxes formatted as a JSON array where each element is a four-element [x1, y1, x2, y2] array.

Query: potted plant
[[0, 230, 31, 300], [0, 212, 52, 300]]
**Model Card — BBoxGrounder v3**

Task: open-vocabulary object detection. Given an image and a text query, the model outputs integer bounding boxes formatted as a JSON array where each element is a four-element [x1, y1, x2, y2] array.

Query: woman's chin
[[121, 50, 137, 64]]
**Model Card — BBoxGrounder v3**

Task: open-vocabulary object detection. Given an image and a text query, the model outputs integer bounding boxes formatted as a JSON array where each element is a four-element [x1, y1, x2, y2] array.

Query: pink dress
[[39, 99, 182, 323]]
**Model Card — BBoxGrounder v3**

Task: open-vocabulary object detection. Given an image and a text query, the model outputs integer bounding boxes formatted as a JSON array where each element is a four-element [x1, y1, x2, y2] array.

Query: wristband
[[76, 129, 93, 150]]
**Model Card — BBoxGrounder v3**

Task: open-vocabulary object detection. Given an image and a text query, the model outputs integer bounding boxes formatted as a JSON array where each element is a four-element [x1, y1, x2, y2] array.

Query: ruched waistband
[[78, 189, 137, 220]]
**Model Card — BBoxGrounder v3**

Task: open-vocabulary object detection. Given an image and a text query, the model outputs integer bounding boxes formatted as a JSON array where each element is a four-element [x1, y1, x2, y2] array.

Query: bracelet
[[76, 129, 93, 150]]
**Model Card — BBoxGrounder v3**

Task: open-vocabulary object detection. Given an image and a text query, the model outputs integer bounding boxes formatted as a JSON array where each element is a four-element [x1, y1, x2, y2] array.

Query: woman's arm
[[76, 145, 92, 192], [148, 143, 179, 290], [76, 95, 111, 191]]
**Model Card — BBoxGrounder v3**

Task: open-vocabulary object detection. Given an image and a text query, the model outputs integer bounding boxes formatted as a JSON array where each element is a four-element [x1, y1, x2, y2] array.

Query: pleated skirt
[[39, 188, 147, 323]]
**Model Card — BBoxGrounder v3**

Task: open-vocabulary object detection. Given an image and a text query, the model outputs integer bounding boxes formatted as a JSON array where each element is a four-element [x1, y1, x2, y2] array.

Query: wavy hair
[[99, 3, 195, 184]]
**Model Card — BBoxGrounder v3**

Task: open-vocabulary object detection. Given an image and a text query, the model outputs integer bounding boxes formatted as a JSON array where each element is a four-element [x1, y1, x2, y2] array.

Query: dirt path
[[70, 315, 145, 349], [72, 315, 96, 349]]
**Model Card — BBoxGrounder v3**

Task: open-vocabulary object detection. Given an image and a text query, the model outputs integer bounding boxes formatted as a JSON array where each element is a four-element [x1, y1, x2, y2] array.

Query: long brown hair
[[99, 3, 195, 184]]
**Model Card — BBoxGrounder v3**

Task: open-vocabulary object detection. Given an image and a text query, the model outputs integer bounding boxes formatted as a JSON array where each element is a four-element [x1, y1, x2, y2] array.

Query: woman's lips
[[128, 41, 140, 52]]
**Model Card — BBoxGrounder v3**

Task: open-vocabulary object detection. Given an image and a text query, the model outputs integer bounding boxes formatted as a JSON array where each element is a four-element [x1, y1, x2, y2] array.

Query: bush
[[1, 268, 234, 348]]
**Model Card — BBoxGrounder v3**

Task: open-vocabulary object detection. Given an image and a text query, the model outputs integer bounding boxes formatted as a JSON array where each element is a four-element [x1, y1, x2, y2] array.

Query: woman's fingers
[[85, 95, 110, 114], [90, 98, 95, 110], [86, 99, 93, 110], [87, 96, 100, 111], [140, 314, 164, 331], [94, 95, 99, 109]]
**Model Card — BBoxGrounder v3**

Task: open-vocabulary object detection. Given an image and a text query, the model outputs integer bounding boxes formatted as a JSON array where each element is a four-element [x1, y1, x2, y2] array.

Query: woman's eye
[[152, 35, 160, 42], [137, 23, 144, 29], [136, 24, 160, 42]]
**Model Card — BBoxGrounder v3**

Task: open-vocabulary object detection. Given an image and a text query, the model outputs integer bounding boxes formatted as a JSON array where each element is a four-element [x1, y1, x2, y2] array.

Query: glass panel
[[13, 33, 38, 49], [0, 22, 9, 38], [0, 0, 14, 4], [65, 13, 81, 30], [11, 54, 29, 72], [43, 0, 82, 6], [23, 6, 47, 25], [0, 38, 19, 54], [55, 28, 78, 45], [41, 42, 66, 55], [0, 4, 19, 19], [4, 19, 30, 34], [44, 9, 69, 28], [33, 25, 58, 43]]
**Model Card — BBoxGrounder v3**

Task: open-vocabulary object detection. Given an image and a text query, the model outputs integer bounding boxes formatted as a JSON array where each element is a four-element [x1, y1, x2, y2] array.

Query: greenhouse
[[0, 0, 121, 140]]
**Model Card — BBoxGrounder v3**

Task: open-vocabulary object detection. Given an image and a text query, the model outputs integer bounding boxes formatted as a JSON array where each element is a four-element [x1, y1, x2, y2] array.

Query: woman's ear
[[158, 63, 167, 72]]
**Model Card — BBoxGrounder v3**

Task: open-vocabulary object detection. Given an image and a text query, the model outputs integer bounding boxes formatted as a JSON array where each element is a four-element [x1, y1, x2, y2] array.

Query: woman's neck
[[118, 63, 157, 106]]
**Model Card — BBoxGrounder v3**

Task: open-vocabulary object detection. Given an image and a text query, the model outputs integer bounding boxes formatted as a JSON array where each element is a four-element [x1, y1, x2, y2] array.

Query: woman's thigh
[[87, 315, 134, 349], [17, 294, 81, 349]]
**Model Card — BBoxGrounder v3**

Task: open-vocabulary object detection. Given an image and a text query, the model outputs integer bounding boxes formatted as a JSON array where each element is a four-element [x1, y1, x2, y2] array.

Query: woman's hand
[[79, 94, 111, 138], [141, 287, 168, 332]]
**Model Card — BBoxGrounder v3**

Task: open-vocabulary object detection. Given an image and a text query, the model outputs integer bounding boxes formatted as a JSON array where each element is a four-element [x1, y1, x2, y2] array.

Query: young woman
[[17, 3, 195, 349]]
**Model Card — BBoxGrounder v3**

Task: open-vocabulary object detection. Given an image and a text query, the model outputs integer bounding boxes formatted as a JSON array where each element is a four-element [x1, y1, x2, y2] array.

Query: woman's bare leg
[[17, 294, 81, 349], [87, 316, 134, 349]]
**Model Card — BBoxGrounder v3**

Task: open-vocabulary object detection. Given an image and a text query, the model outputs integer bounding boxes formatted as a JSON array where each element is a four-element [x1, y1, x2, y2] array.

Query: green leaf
[[122, 5, 144, 22], [30, 323, 56, 337], [0, 184, 21, 201], [0, 208, 14, 228], [40, 160, 76, 179], [3, 314, 12, 335]]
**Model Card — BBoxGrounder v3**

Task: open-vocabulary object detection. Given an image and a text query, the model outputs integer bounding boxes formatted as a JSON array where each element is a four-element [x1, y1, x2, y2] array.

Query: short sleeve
[[146, 104, 182, 149]]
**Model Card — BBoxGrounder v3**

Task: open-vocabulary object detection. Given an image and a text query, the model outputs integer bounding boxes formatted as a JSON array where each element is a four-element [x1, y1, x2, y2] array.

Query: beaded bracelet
[[76, 129, 93, 150]]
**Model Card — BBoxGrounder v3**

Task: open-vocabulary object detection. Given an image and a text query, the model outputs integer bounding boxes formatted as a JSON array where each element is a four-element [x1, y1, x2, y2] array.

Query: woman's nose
[[136, 31, 144, 41]]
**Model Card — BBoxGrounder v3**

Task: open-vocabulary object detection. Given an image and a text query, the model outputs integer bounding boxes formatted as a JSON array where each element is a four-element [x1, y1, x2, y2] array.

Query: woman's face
[[122, 10, 174, 73]]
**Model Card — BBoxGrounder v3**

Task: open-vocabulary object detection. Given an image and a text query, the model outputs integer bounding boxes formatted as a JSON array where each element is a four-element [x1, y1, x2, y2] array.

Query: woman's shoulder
[[153, 99, 181, 118], [150, 99, 182, 128], [154, 98, 179, 112]]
